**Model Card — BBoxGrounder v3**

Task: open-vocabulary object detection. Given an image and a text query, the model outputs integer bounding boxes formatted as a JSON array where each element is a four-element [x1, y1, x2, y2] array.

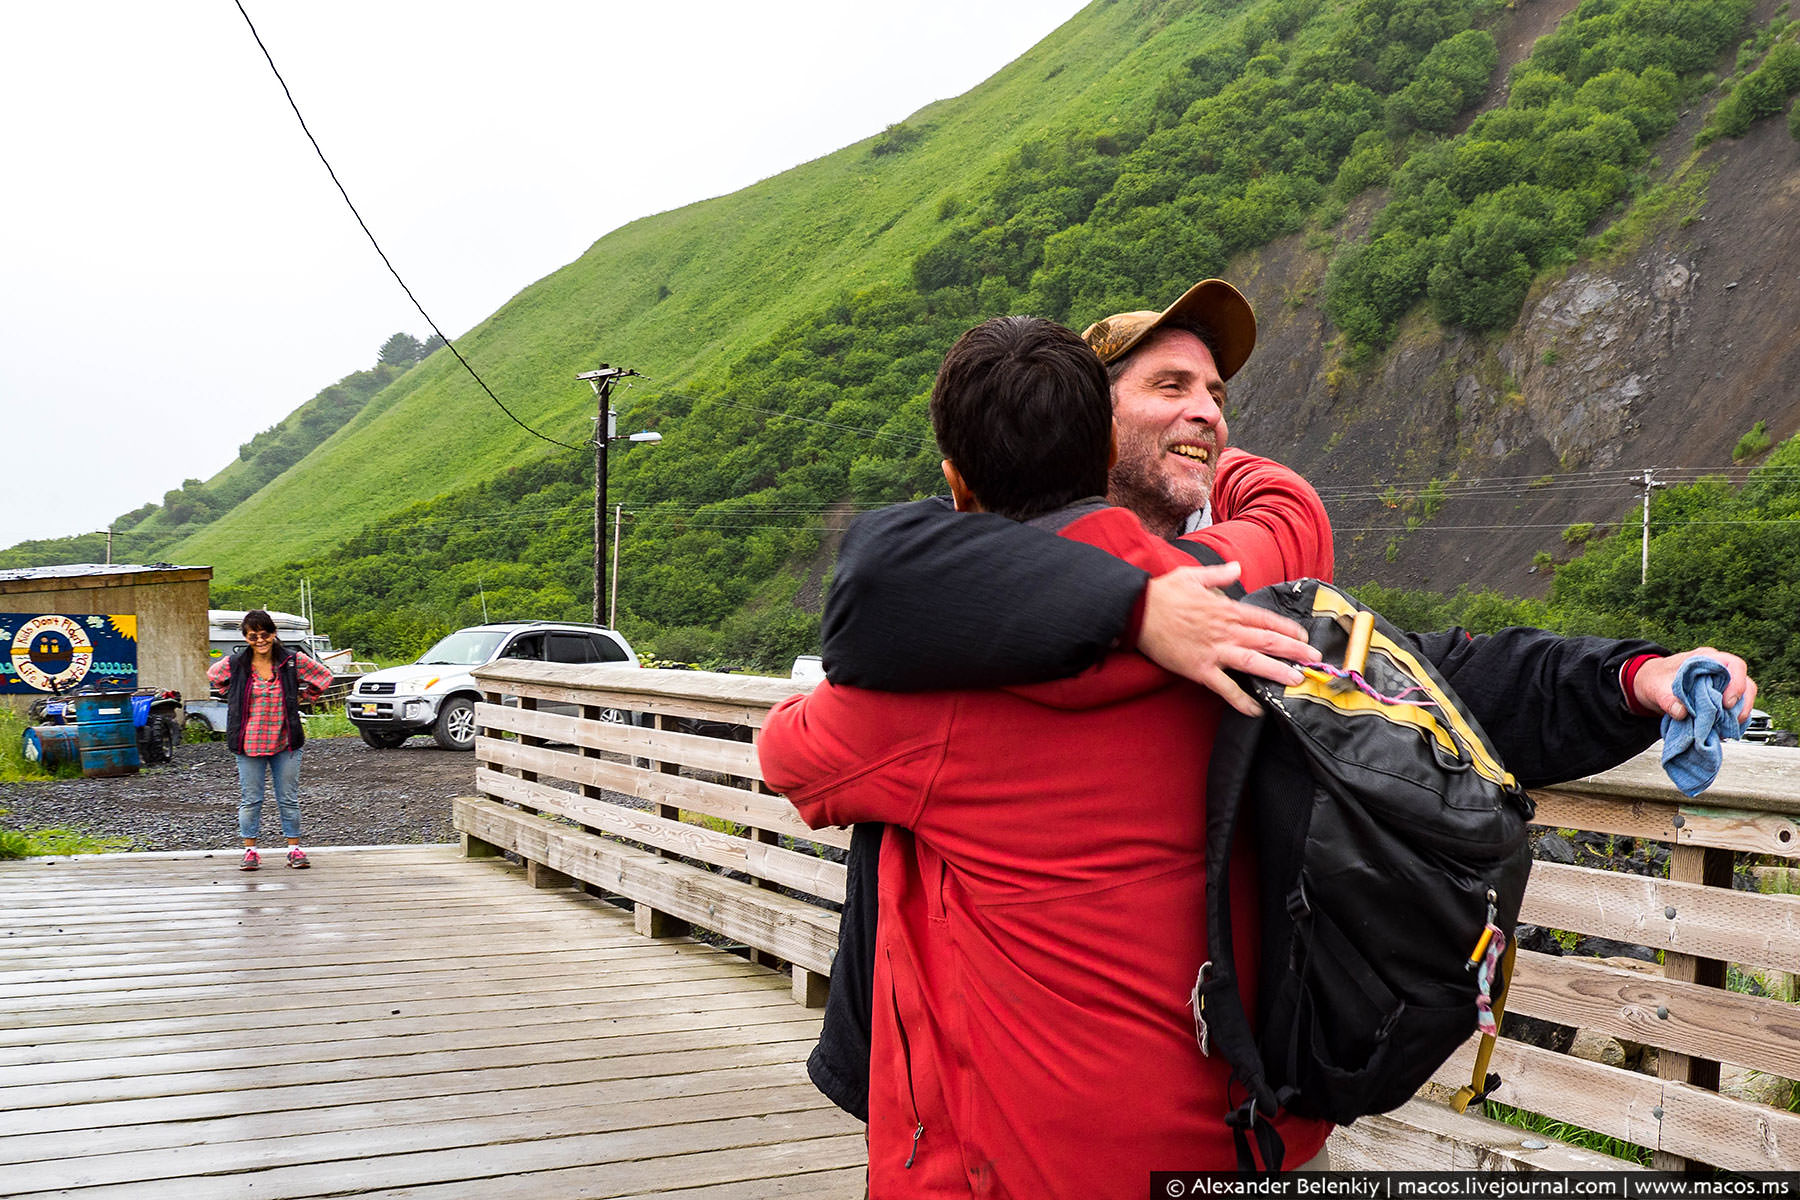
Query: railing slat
[[1532, 789, 1800, 858], [1505, 950, 1800, 1080], [1521, 860, 1800, 974], [475, 736, 851, 851], [454, 798, 837, 974], [475, 768, 846, 903], [475, 702, 764, 778], [1433, 1035, 1800, 1174]]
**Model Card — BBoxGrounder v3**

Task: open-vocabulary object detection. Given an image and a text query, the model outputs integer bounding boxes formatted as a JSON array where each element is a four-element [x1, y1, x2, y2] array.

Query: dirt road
[[0, 736, 469, 851]]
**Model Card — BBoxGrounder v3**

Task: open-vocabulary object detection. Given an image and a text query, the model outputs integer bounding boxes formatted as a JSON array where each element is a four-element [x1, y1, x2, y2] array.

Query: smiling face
[[1105, 327, 1229, 538]]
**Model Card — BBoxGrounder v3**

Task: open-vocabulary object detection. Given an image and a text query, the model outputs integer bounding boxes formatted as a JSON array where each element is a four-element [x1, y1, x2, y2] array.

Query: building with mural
[[0, 565, 211, 715]]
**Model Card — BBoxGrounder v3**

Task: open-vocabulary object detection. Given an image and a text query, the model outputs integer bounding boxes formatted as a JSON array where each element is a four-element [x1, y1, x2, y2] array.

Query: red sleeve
[[758, 683, 952, 830], [1185, 448, 1333, 588], [294, 652, 334, 701], [206, 657, 232, 686]]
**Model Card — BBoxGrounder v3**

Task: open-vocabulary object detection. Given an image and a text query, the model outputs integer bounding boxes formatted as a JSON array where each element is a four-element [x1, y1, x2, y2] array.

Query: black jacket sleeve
[[821, 498, 1148, 691], [1407, 626, 1666, 788]]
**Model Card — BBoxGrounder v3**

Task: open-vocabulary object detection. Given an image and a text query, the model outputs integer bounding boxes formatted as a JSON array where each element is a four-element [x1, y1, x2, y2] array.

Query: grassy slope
[[174, 0, 1209, 583]]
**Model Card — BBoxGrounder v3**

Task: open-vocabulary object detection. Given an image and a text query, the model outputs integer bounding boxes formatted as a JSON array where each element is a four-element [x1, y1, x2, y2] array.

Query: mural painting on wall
[[0, 614, 138, 695]]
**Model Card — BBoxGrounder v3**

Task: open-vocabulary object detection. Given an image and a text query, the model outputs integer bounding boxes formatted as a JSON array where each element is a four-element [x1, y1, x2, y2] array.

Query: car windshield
[[416, 630, 508, 666]]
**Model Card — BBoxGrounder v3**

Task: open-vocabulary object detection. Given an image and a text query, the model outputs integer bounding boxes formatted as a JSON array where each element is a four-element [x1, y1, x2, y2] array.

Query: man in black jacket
[[801, 277, 1757, 1125]]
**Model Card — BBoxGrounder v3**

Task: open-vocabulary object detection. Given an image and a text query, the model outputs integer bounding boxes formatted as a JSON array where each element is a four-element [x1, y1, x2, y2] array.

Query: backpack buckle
[[1286, 881, 1312, 921]]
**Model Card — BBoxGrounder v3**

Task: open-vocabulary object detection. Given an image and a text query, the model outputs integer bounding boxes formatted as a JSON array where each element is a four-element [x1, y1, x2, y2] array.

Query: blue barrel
[[74, 693, 140, 778], [21, 725, 80, 770]]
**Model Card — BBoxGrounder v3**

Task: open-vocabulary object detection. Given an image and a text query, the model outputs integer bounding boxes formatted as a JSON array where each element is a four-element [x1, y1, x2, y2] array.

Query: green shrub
[[1735, 420, 1774, 461], [1563, 522, 1597, 545], [871, 122, 924, 156]]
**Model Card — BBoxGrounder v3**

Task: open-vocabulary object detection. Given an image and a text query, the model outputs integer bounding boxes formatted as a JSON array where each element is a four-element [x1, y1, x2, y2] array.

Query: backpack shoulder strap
[[1174, 539, 1248, 601]]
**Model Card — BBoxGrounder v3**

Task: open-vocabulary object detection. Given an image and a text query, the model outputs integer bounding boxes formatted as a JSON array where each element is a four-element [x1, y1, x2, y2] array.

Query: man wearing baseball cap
[[803, 278, 1748, 1178]]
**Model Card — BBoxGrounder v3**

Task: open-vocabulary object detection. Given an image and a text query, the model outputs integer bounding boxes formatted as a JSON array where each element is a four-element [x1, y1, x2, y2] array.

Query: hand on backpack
[[1632, 647, 1756, 722], [1138, 563, 1313, 718]]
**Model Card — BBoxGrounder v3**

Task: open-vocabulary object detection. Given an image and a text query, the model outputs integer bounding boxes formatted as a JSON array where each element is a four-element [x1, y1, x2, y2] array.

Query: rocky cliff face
[[1228, 101, 1800, 597]]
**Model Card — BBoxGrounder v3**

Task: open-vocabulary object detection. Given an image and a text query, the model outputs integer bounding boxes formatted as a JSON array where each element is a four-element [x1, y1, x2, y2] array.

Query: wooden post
[[751, 777, 783, 971], [792, 964, 829, 1009], [525, 859, 573, 890], [1652, 843, 1733, 1171], [629, 711, 690, 939]]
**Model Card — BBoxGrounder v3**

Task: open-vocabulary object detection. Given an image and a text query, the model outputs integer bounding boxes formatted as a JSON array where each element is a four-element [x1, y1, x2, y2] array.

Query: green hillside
[[13, 0, 1800, 676], [168, 3, 1194, 578]]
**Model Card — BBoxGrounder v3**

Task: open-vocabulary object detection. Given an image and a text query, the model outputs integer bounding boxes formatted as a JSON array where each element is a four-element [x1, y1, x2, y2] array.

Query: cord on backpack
[[1450, 937, 1518, 1114]]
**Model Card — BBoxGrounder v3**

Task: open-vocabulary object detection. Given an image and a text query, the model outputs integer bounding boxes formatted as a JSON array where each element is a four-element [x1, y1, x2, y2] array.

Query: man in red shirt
[[760, 315, 1335, 1197]]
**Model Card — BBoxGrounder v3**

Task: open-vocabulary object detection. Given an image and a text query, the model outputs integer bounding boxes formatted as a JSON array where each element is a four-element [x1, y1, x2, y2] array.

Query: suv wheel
[[434, 697, 477, 751], [359, 728, 409, 750]]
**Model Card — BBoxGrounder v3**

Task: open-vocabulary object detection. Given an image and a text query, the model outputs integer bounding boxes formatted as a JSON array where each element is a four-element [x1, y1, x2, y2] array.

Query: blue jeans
[[236, 750, 302, 841]]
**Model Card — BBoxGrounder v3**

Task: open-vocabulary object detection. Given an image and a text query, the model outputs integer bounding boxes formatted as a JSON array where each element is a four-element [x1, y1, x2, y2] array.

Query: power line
[[230, 0, 586, 454]]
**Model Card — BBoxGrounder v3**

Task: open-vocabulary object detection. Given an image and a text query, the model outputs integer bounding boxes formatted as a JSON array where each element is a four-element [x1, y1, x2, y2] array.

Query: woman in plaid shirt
[[206, 609, 334, 871]]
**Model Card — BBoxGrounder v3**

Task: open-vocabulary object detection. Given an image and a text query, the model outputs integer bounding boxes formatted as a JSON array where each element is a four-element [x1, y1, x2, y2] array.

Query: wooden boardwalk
[[0, 845, 863, 1198]]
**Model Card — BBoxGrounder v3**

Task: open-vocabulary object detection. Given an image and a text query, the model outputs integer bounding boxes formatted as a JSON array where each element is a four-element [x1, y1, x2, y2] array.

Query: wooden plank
[[1531, 790, 1800, 858], [0, 990, 797, 1090], [611, 1166, 868, 1200], [1504, 950, 1800, 1081], [0, 1004, 824, 1111], [0, 1036, 824, 1144], [3, 1083, 835, 1192], [0, 1025, 829, 1137], [1433, 1034, 1800, 1171], [471, 671, 787, 730], [1521, 859, 1800, 973], [0, 1062, 819, 1166], [476, 702, 763, 779], [0, 942, 719, 1009], [455, 798, 839, 975], [615, 1168, 867, 1200], [0, 962, 772, 1047], [1556, 743, 1800, 817], [474, 661, 808, 711], [0, 975, 792, 1070], [475, 738, 850, 851], [6, 1109, 857, 1199], [477, 769, 846, 903], [347, 1136, 867, 1200], [1327, 1096, 1646, 1172]]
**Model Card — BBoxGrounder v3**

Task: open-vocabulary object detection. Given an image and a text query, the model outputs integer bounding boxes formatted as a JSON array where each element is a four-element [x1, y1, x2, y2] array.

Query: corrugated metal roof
[[0, 563, 208, 583]]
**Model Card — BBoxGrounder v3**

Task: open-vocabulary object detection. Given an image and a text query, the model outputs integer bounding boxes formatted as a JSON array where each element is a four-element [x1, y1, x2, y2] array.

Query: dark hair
[[1104, 321, 1222, 386], [930, 316, 1113, 521], [240, 609, 277, 636]]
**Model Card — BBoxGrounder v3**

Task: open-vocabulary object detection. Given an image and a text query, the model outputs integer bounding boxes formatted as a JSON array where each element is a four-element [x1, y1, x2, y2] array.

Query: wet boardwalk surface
[[0, 844, 862, 1198]]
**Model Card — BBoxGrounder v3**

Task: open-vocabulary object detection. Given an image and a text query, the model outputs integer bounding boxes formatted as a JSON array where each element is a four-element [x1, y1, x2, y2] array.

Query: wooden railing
[[1336, 744, 1800, 1172], [453, 662, 835, 1007], [454, 662, 1800, 1172]]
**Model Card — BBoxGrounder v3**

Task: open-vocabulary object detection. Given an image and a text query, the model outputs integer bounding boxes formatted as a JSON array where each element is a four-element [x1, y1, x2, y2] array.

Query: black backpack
[[1190, 572, 1535, 1172]]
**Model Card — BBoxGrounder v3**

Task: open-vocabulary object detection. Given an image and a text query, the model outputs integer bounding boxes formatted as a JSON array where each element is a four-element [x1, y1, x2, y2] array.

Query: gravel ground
[[0, 735, 471, 851]]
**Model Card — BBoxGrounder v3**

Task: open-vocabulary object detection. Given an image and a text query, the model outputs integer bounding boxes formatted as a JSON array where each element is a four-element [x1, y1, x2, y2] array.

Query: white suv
[[346, 621, 637, 750]]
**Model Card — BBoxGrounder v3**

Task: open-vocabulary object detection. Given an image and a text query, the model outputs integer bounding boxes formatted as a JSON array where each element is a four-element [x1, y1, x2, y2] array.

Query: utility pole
[[1629, 468, 1667, 585], [577, 365, 657, 626], [105, 527, 113, 565]]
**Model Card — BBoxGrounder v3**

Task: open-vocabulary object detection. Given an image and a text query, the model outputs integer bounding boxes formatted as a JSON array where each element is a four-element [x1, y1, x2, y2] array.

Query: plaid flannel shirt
[[208, 650, 333, 756]]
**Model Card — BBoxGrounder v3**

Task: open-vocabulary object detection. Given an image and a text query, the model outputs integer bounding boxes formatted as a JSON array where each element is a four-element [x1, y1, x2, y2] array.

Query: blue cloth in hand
[[1660, 657, 1745, 797]]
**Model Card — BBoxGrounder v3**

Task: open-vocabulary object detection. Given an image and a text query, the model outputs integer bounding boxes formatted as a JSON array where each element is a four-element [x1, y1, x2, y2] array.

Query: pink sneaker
[[239, 848, 260, 872], [287, 848, 310, 870]]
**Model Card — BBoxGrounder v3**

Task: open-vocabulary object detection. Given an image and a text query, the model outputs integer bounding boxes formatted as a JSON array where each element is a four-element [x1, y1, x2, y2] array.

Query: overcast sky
[[0, 1, 1086, 553]]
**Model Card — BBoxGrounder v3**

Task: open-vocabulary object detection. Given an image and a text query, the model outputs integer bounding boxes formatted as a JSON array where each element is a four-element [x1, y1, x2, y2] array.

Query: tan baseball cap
[[1080, 278, 1257, 380]]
